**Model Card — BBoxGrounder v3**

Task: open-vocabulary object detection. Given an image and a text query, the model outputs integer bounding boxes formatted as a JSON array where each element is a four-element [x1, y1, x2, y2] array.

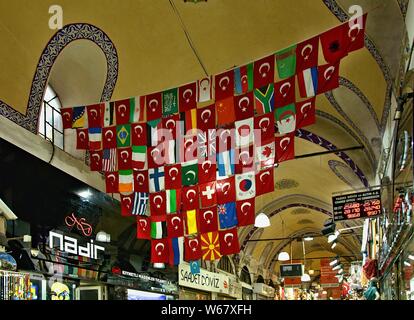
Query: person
[[363, 277, 380, 300]]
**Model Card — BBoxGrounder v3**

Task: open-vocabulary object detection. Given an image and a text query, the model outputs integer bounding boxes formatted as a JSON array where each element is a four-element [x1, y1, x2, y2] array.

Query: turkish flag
[[182, 186, 199, 210], [254, 112, 275, 145], [216, 176, 236, 204], [137, 216, 151, 240], [256, 167, 275, 196], [121, 193, 134, 217], [105, 172, 119, 193], [167, 213, 185, 238], [133, 170, 149, 193], [236, 199, 255, 227], [235, 145, 255, 174], [76, 128, 89, 150], [347, 14, 367, 53], [184, 235, 202, 261], [219, 228, 240, 256], [234, 91, 255, 121], [146, 92, 163, 121], [117, 147, 132, 170], [90, 150, 102, 171], [217, 123, 235, 152], [114, 99, 131, 125], [131, 123, 147, 146], [165, 164, 182, 190], [179, 82, 197, 112], [102, 126, 117, 149], [197, 104, 216, 131], [296, 36, 319, 72], [61, 108, 73, 129], [199, 181, 217, 208], [296, 98, 316, 129], [275, 133, 295, 163], [215, 70, 234, 100], [147, 146, 166, 169], [253, 54, 275, 89], [149, 191, 167, 216], [151, 239, 169, 263], [320, 23, 349, 63], [317, 62, 340, 94], [183, 135, 198, 163], [162, 114, 179, 140], [274, 77, 295, 108], [198, 207, 218, 234], [87, 103, 103, 128], [198, 158, 217, 184]]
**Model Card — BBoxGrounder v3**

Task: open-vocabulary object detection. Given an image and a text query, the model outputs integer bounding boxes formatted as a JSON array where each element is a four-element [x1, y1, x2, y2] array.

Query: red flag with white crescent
[[182, 186, 199, 211], [61, 108, 73, 129], [165, 164, 182, 190], [234, 91, 255, 121], [215, 70, 234, 101], [317, 62, 340, 94], [236, 199, 255, 227], [151, 239, 169, 263], [219, 228, 240, 256], [87, 103, 104, 128], [120, 193, 134, 217], [146, 92, 163, 121], [137, 216, 151, 240], [131, 123, 147, 146], [197, 104, 216, 131], [275, 133, 295, 163], [149, 191, 167, 216], [184, 235, 202, 261], [198, 158, 217, 184], [76, 128, 89, 150], [114, 99, 131, 125], [133, 170, 149, 193], [167, 213, 185, 238], [255, 167, 275, 196], [198, 207, 218, 234], [274, 77, 296, 108], [235, 145, 255, 174], [216, 176, 236, 205], [295, 98, 316, 129], [179, 82, 197, 112], [117, 147, 132, 170], [162, 114, 180, 140], [253, 54, 275, 90], [347, 14, 367, 53], [296, 36, 319, 72], [102, 126, 117, 149], [254, 112, 275, 145], [105, 172, 119, 193], [90, 150, 102, 172]]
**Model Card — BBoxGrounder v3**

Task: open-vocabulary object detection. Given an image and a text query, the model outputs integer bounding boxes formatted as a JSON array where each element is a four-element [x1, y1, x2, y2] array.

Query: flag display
[[184, 236, 202, 261], [234, 63, 253, 95], [87, 104, 103, 128], [219, 228, 240, 256], [254, 83, 274, 115], [275, 133, 295, 163], [235, 172, 256, 201], [236, 199, 255, 227], [275, 45, 297, 79], [132, 192, 149, 216], [179, 82, 197, 112], [151, 239, 169, 263], [198, 207, 218, 234], [201, 232, 221, 261], [167, 214, 184, 238], [137, 217, 151, 239], [275, 104, 296, 135], [218, 202, 238, 229], [296, 98, 316, 129], [254, 54, 275, 89]]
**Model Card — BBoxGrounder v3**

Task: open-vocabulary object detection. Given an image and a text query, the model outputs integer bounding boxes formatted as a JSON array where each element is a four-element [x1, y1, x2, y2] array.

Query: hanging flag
[[162, 114, 180, 140], [169, 237, 184, 266], [256, 167, 274, 196], [147, 118, 162, 147], [149, 191, 167, 216], [296, 98, 316, 129], [218, 202, 238, 229], [217, 149, 235, 178], [131, 124, 147, 150], [236, 199, 255, 227], [275, 133, 295, 163], [134, 170, 149, 193], [275, 45, 297, 79], [296, 36, 319, 72], [146, 92, 163, 121], [235, 145, 255, 174], [76, 128, 89, 149], [217, 124, 234, 152], [234, 63, 253, 95], [199, 181, 217, 208], [165, 164, 182, 190], [216, 96, 235, 126], [102, 126, 117, 149], [162, 88, 179, 116], [182, 135, 198, 164], [320, 23, 349, 63], [103, 101, 115, 127], [130, 96, 145, 123], [234, 91, 255, 121], [197, 76, 213, 102], [121, 193, 134, 216], [179, 82, 197, 112], [90, 150, 102, 171], [132, 192, 149, 216], [149, 167, 165, 193], [87, 103, 103, 128], [255, 140, 275, 168], [151, 239, 169, 263], [347, 14, 367, 53], [274, 77, 295, 108], [235, 117, 254, 148], [184, 236, 202, 261], [254, 83, 274, 115], [198, 158, 217, 184], [150, 216, 168, 240], [254, 112, 275, 145], [297, 67, 318, 98], [190, 261, 200, 274], [147, 141, 167, 169], [182, 160, 198, 186], [119, 169, 134, 194], [166, 189, 181, 214], [167, 214, 185, 238], [61, 108, 73, 129], [180, 109, 198, 136], [275, 104, 296, 135], [185, 209, 198, 235], [219, 228, 240, 256], [116, 124, 131, 148], [105, 172, 119, 193], [182, 186, 199, 211], [198, 207, 218, 234], [102, 148, 117, 172], [215, 70, 234, 101], [72, 106, 86, 128], [200, 232, 222, 261], [88, 127, 102, 150], [114, 99, 131, 125], [216, 177, 236, 205], [117, 147, 132, 170], [137, 216, 151, 240], [197, 104, 216, 131], [253, 54, 275, 89], [317, 62, 340, 94], [198, 129, 217, 159], [235, 172, 256, 201], [131, 145, 147, 170]]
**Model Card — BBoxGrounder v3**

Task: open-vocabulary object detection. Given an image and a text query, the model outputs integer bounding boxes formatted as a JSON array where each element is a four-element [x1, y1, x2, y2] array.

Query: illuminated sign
[[64, 213, 93, 237], [332, 189, 381, 221]]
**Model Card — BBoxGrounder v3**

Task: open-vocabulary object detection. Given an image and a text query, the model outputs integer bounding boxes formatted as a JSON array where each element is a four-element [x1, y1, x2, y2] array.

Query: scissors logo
[[64, 213, 93, 237]]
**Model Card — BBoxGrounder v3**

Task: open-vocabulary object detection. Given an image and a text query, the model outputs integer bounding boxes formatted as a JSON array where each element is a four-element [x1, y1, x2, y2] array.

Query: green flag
[[162, 88, 178, 116], [151, 221, 166, 239], [275, 103, 296, 134], [166, 189, 180, 214], [182, 161, 198, 186], [116, 124, 131, 148], [275, 45, 297, 79]]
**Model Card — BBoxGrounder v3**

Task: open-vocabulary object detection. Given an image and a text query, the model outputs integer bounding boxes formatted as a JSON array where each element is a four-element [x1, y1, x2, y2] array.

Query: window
[[217, 256, 234, 274], [38, 85, 64, 149], [240, 266, 251, 284]]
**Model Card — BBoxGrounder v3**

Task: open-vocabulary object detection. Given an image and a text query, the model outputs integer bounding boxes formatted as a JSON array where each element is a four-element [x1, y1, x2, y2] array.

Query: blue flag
[[218, 202, 238, 229]]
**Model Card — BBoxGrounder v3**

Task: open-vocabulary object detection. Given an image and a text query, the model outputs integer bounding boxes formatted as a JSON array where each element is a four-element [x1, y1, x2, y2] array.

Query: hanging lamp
[[278, 219, 290, 261]]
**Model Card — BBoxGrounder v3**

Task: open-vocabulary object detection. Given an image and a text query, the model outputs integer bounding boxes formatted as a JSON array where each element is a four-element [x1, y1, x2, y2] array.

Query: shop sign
[[332, 189, 381, 221], [280, 264, 303, 277], [64, 213, 93, 237], [178, 263, 229, 294]]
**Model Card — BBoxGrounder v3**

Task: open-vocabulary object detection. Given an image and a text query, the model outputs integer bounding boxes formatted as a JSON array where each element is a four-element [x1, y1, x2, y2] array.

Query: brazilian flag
[[117, 124, 131, 148]]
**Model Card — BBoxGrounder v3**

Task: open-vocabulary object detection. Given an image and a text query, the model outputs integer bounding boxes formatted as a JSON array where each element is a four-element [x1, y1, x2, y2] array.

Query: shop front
[[253, 282, 275, 300], [216, 273, 242, 300]]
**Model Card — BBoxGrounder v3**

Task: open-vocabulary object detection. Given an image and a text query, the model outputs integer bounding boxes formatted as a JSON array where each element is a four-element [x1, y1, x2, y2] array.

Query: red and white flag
[[197, 76, 213, 103], [167, 213, 185, 238], [149, 191, 167, 216], [151, 239, 169, 264], [199, 181, 217, 208], [234, 92, 255, 121], [254, 112, 275, 145], [102, 126, 117, 149], [256, 167, 275, 196], [117, 147, 132, 170], [115, 99, 131, 125], [296, 36, 319, 72], [198, 207, 218, 234], [215, 70, 234, 101], [105, 172, 119, 193], [131, 123, 147, 146], [216, 176, 236, 204], [274, 77, 296, 108], [182, 186, 199, 211], [275, 133, 295, 163], [197, 104, 216, 131], [253, 54, 275, 89], [90, 150, 102, 172], [184, 236, 202, 261], [236, 199, 255, 227], [317, 62, 340, 94], [296, 98, 316, 129], [179, 82, 197, 112], [198, 159, 217, 184], [137, 217, 151, 240], [87, 103, 103, 128], [133, 170, 149, 193], [76, 128, 89, 150], [146, 92, 163, 121], [219, 228, 240, 256], [165, 164, 182, 190]]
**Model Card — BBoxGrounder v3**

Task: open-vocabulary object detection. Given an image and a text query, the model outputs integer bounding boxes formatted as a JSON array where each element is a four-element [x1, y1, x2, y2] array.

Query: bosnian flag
[[297, 67, 318, 98]]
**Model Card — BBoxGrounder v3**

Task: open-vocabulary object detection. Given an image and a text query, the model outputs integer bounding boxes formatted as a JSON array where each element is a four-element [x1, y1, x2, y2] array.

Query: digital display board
[[280, 264, 303, 277], [332, 189, 381, 221]]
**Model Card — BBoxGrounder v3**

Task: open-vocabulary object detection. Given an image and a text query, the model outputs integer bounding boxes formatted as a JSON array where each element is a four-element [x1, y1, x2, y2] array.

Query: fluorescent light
[[301, 273, 311, 282], [278, 252, 290, 261], [331, 242, 337, 249], [338, 268, 343, 274], [408, 255, 414, 261], [96, 231, 111, 243], [332, 264, 342, 271], [153, 263, 165, 269], [328, 234, 337, 243], [78, 189, 92, 199], [404, 261, 411, 267], [304, 237, 314, 241], [254, 213, 270, 228], [329, 259, 338, 266]]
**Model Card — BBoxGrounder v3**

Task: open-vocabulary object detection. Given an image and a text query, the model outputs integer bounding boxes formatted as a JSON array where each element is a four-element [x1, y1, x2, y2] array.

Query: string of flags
[[60, 14, 367, 267]]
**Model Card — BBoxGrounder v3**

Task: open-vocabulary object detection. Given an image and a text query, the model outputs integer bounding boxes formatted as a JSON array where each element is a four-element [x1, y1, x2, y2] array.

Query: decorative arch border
[[328, 159, 362, 189], [0, 23, 119, 133]]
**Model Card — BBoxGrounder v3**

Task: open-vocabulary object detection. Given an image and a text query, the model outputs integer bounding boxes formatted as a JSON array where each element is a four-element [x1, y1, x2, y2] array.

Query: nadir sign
[[64, 213, 93, 237]]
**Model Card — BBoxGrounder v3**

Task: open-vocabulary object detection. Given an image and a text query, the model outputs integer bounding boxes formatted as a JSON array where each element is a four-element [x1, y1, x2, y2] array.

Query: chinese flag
[[115, 99, 131, 125], [347, 14, 367, 53], [216, 97, 235, 126], [131, 123, 147, 146], [234, 91, 255, 121], [133, 170, 149, 193], [235, 145, 255, 174], [198, 159, 216, 184], [182, 186, 199, 211], [253, 54, 275, 89], [215, 70, 234, 100], [254, 112, 275, 145], [275, 133, 295, 163], [198, 207, 218, 234], [317, 62, 340, 94], [76, 128, 89, 150], [199, 181, 217, 208], [165, 164, 182, 190], [216, 176, 236, 204], [117, 147, 132, 170], [256, 167, 275, 196], [87, 103, 103, 128], [219, 228, 240, 256], [146, 92, 163, 121], [200, 232, 222, 261], [167, 213, 185, 238], [102, 126, 117, 149], [296, 36, 319, 72], [149, 191, 167, 216], [320, 23, 349, 63], [295, 98, 316, 129], [151, 239, 169, 263], [184, 235, 202, 261], [61, 108, 73, 129], [90, 150, 102, 172], [197, 104, 216, 131], [179, 82, 197, 112], [105, 172, 119, 193], [162, 114, 180, 140], [236, 199, 255, 227], [120, 193, 134, 217], [274, 77, 296, 108], [137, 216, 151, 240]]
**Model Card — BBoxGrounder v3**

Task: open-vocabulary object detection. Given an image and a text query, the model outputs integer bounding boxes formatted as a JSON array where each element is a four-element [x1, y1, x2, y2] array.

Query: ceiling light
[[404, 261, 411, 267], [338, 268, 343, 274], [301, 273, 311, 282], [408, 255, 414, 261], [327, 234, 337, 244], [331, 242, 337, 249], [309, 270, 314, 275], [78, 189, 92, 199], [329, 259, 339, 266], [304, 237, 313, 241], [254, 213, 270, 228], [96, 231, 111, 243], [322, 290, 327, 295], [278, 252, 290, 261], [153, 263, 165, 269], [332, 264, 342, 271]]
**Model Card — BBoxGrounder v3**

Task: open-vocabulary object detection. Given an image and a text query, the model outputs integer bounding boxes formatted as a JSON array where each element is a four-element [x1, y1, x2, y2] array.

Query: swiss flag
[[61, 108, 73, 129], [274, 77, 295, 108], [198, 207, 218, 234], [182, 186, 199, 211], [102, 126, 117, 149], [296, 36, 319, 72], [256, 167, 275, 196], [236, 199, 255, 227], [117, 147, 132, 170], [217, 123, 235, 152], [296, 98, 316, 129], [198, 158, 216, 184], [275, 133, 295, 163], [254, 112, 275, 145], [253, 54, 275, 89], [199, 181, 217, 208], [197, 104, 216, 131], [131, 123, 147, 146], [137, 216, 151, 240], [115, 99, 131, 125], [235, 145, 255, 174], [167, 213, 185, 238], [234, 92, 255, 121], [184, 235, 202, 261], [76, 128, 89, 150], [162, 114, 180, 140], [87, 103, 103, 128], [216, 177, 236, 204], [151, 239, 169, 263], [215, 70, 234, 100], [148, 146, 166, 169], [165, 164, 182, 190], [133, 170, 149, 193], [347, 14, 367, 53], [219, 228, 240, 256], [179, 82, 197, 112], [320, 23, 349, 63], [317, 62, 340, 94], [105, 172, 119, 193], [90, 150, 102, 171], [149, 191, 167, 216], [120, 193, 134, 216], [146, 92, 163, 121]]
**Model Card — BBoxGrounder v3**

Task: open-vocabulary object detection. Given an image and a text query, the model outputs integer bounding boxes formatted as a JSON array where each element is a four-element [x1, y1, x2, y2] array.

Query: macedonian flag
[[201, 232, 222, 261]]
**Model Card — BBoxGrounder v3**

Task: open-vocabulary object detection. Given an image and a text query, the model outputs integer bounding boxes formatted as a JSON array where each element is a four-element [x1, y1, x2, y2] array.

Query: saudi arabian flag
[[117, 124, 131, 148], [275, 45, 297, 79], [181, 160, 198, 186], [275, 104, 296, 134], [162, 88, 178, 116]]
